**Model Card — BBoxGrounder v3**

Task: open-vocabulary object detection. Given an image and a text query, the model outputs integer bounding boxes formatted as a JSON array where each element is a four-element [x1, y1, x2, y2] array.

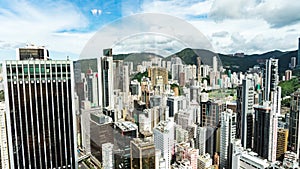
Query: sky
[[0, 0, 300, 60]]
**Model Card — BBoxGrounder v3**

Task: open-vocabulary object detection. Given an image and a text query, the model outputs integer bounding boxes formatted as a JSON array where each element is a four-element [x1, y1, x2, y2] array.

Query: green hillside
[[164, 48, 297, 75]]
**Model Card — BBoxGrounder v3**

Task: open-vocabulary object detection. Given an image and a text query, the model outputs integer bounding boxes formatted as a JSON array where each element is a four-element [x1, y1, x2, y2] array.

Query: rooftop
[[115, 121, 138, 132]]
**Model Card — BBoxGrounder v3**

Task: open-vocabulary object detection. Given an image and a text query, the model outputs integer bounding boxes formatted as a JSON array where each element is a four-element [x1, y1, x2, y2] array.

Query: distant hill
[[163, 48, 222, 69], [114, 52, 163, 70], [164, 48, 297, 75], [76, 48, 298, 76]]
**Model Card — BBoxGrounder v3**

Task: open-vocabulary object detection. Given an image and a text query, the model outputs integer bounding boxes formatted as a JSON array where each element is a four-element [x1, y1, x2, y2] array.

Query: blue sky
[[0, 0, 300, 60]]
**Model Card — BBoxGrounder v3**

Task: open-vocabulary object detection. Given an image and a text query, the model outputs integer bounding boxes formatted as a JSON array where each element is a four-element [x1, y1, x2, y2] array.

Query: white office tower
[[0, 102, 9, 169], [97, 49, 114, 108], [172, 64, 184, 81], [241, 78, 254, 149], [264, 58, 279, 101], [80, 101, 91, 154], [198, 153, 212, 169], [290, 57, 296, 69], [153, 119, 175, 169], [122, 65, 130, 93], [86, 69, 99, 106], [213, 56, 218, 72], [102, 143, 114, 169], [155, 149, 162, 169], [195, 126, 206, 156], [220, 109, 236, 169], [184, 65, 197, 80], [201, 65, 210, 79]]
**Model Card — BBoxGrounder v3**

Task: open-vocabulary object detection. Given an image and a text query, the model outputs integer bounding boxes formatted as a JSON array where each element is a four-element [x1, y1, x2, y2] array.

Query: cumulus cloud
[[0, 0, 90, 58], [209, 0, 300, 28], [112, 33, 187, 57]]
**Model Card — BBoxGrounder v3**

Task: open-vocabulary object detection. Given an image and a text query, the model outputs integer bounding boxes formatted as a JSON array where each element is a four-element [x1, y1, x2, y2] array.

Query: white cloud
[[140, 0, 300, 54], [141, 0, 213, 19], [91, 9, 102, 16], [0, 0, 90, 59], [209, 0, 300, 27]]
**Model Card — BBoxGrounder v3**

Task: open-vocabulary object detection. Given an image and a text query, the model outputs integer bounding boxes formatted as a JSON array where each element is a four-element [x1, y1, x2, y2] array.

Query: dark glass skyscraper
[[3, 59, 77, 168]]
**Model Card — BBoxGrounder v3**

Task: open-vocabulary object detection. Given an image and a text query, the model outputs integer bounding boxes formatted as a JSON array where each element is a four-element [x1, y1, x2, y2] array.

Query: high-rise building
[[236, 85, 242, 139], [276, 128, 288, 160], [197, 57, 202, 81], [102, 143, 114, 169], [213, 56, 218, 72], [205, 127, 218, 158], [220, 109, 236, 169], [2, 58, 77, 168], [86, 108, 114, 162], [153, 119, 175, 169], [253, 103, 277, 162], [0, 101, 9, 169], [187, 148, 199, 169], [198, 153, 212, 169], [97, 49, 114, 108], [195, 126, 206, 156], [113, 60, 124, 91], [241, 79, 254, 149], [148, 67, 168, 86], [113, 121, 138, 169], [297, 38, 300, 66], [288, 89, 300, 159], [264, 58, 279, 101], [86, 69, 99, 106], [130, 137, 156, 169], [167, 96, 186, 117], [290, 57, 297, 69], [285, 70, 292, 81], [171, 64, 184, 81], [200, 100, 224, 127]]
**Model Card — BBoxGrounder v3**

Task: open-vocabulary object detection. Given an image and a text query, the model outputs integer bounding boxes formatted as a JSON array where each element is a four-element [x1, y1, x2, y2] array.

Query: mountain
[[164, 48, 297, 75], [77, 48, 298, 76], [114, 52, 164, 71], [163, 48, 221, 68]]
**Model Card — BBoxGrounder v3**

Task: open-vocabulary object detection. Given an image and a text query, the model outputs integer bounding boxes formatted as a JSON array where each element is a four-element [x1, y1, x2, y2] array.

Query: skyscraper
[[241, 79, 254, 149], [200, 100, 223, 127], [195, 126, 206, 156], [97, 49, 114, 108], [153, 119, 174, 169], [2, 58, 77, 168], [236, 85, 242, 139], [253, 103, 277, 162], [264, 58, 279, 101], [276, 128, 288, 160], [130, 137, 156, 169], [102, 143, 114, 169], [220, 109, 236, 169], [297, 38, 300, 66], [288, 89, 300, 160], [197, 57, 201, 81]]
